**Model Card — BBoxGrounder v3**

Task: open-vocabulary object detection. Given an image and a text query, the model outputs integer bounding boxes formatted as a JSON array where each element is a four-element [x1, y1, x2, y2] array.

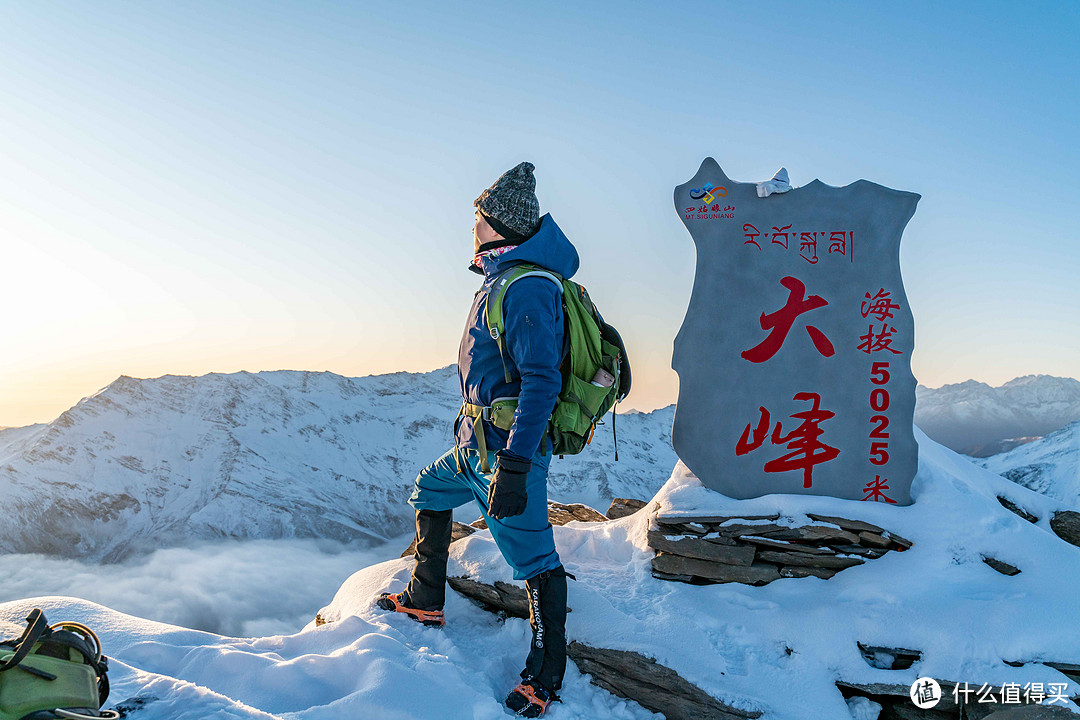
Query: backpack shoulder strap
[[0, 609, 49, 673], [485, 263, 565, 383]]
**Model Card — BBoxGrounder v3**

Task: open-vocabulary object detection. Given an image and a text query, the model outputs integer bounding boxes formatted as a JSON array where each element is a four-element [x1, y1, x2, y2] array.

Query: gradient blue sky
[[2, 1, 1077, 426]]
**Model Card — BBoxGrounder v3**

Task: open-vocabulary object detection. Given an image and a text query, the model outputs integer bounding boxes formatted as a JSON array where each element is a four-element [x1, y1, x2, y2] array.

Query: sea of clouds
[[0, 537, 410, 637]]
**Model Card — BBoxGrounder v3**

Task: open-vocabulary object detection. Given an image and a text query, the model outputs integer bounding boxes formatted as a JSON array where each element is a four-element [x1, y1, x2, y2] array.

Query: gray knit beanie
[[474, 162, 541, 239]]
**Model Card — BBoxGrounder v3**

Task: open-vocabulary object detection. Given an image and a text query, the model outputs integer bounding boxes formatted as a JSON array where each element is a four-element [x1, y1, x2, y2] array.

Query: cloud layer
[[0, 537, 409, 636]]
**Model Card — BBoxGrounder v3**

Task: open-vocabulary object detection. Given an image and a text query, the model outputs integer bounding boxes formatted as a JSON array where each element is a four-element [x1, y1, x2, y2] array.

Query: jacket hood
[[477, 213, 579, 279]]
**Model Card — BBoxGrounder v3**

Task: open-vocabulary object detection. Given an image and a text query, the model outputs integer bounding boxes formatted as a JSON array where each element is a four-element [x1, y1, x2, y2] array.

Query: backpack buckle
[[481, 406, 493, 422]]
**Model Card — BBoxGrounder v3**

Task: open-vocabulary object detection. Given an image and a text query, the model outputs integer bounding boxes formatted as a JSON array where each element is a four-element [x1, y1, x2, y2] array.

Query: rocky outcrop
[[1050, 510, 1080, 549], [649, 512, 912, 586], [471, 501, 613, 530], [997, 495, 1040, 524], [606, 498, 648, 519], [448, 574, 759, 720], [568, 642, 760, 720]]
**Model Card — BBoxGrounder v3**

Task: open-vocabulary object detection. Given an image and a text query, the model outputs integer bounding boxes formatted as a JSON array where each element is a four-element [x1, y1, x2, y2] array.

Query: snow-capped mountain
[[976, 419, 1080, 509], [0, 366, 676, 561], [914, 375, 1080, 457]]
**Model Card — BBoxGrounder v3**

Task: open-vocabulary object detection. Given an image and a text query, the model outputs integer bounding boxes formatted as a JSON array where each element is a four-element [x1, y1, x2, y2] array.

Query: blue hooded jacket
[[455, 213, 580, 461]]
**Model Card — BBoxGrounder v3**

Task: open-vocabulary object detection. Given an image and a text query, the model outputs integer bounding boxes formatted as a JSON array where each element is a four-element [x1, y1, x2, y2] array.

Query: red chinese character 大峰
[[742, 276, 836, 363], [857, 324, 903, 354], [862, 475, 896, 503], [736, 393, 840, 489], [765, 392, 840, 488], [861, 289, 900, 323]]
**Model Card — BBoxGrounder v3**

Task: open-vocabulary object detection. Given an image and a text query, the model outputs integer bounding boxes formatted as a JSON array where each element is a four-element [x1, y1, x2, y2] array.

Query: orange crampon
[[375, 592, 445, 627]]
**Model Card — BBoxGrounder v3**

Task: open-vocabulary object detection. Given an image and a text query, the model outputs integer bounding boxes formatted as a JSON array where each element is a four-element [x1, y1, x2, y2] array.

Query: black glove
[[487, 450, 531, 520]]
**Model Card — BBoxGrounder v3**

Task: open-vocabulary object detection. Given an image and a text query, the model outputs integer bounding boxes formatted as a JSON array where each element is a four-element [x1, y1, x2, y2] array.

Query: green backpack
[[0, 609, 115, 720], [485, 262, 631, 459]]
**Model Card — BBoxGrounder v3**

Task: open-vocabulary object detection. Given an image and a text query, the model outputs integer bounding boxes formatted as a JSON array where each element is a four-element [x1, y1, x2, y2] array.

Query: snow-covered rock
[[914, 375, 1080, 457], [0, 366, 676, 561], [977, 420, 1080, 510]]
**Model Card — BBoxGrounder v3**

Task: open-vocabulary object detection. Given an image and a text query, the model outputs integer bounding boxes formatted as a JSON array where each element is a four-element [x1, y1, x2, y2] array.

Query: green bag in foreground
[[485, 262, 632, 459], [0, 609, 116, 720]]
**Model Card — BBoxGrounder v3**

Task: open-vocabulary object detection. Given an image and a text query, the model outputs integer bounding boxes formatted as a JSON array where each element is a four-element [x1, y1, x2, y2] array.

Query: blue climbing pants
[[408, 444, 561, 581]]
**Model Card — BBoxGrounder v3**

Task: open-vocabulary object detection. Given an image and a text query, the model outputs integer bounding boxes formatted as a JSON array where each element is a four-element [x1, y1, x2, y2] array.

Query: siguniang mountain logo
[[685, 182, 735, 221]]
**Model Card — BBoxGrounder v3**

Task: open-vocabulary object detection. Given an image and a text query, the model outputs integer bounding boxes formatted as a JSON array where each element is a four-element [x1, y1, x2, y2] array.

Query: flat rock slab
[[806, 513, 887, 535], [752, 524, 862, 545], [755, 549, 865, 569], [652, 553, 782, 585], [857, 531, 894, 548], [568, 641, 762, 720], [447, 576, 530, 618], [983, 555, 1022, 576], [997, 496, 1039, 524], [648, 531, 756, 566]]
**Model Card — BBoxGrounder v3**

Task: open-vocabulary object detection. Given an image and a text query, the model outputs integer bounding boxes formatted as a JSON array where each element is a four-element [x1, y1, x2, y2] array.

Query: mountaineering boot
[[376, 508, 452, 627], [505, 678, 559, 717], [505, 565, 569, 715]]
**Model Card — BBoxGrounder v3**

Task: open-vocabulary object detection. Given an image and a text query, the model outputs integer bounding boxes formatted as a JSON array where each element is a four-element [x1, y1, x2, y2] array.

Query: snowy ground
[[3, 429, 1079, 719], [977, 419, 1080, 509]]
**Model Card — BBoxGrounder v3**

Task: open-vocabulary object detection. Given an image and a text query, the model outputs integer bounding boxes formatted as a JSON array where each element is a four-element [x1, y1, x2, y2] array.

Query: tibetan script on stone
[[672, 158, 920, 504]]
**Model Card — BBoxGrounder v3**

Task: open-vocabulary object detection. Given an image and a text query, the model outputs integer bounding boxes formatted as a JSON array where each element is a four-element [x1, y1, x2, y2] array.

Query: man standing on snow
[[378, 161, 575, 717]]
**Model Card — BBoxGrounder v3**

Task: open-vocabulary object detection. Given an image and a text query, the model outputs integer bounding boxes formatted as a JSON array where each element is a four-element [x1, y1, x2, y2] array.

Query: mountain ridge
[[914, 374, 1080, 456], [0, 365, 677, 561]]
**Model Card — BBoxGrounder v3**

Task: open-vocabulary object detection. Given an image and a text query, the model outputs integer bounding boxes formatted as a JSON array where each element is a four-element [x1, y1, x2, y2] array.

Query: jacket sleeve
[[501, 276, 564, 460]]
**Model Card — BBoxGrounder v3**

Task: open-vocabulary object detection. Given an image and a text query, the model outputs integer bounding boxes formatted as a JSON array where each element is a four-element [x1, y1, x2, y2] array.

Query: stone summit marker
[[672, 158, 920, 504]]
